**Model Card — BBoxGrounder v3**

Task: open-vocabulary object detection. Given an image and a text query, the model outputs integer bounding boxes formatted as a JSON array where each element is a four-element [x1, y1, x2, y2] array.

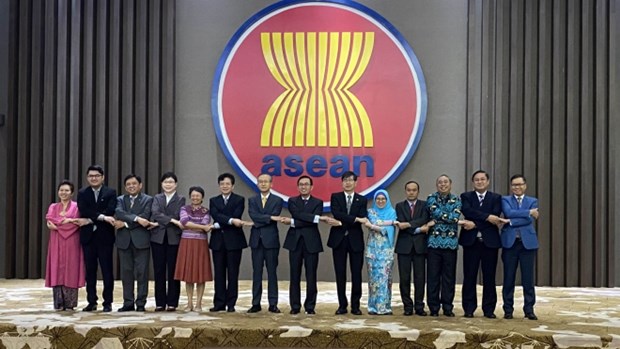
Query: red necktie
[[410, 202, 415, 217]]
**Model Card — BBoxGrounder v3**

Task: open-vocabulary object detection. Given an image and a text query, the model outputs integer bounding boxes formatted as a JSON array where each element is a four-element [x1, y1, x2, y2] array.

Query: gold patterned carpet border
[[1, 280, 620, 348]]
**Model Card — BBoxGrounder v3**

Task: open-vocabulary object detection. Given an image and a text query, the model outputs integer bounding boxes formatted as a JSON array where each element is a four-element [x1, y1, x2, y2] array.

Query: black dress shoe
[[403, 310, 413, 316], [464, 313, 474, 318], [166, 306, 177, 312], [351, 309, 362, 315], [290, 309, 300, 314], [118, 305, 135, 312], [443, 311, 455, 317], [247, 305, 261, 313], [82, 304, 97, 312], [268, 305, 281, 313], [368, 311, 377, 315], [415, 310, 428, 316], [103, 305, 112, 312], [430, 312, 439, 317], [305, 310, 316, 315], [209, 306, 226, 312], [525, 313, 538, 320], [504, 313, 513, 319], [335, 308, 348, 315], [227, 307, 235, 312], [136, 306, 145, 312], [484, 313, 497, 319], [154, 306, 165, 312]]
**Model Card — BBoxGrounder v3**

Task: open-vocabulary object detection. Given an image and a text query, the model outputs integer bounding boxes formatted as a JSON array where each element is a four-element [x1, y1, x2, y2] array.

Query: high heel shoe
[[194, 306, 203, 312], [184, 305, 193, 312]]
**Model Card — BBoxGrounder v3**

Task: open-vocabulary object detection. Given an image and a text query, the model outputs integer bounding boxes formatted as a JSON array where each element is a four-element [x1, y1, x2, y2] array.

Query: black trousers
[[397, 250, 426, 312], [212, 248, 243, 309], [289, 236, 319, 312], [426, 247, 457, 313], [332, 235, 363, 310], [82, 241, 114, 307], [151, 235, 180, 308], [461, 239, 499, 315]]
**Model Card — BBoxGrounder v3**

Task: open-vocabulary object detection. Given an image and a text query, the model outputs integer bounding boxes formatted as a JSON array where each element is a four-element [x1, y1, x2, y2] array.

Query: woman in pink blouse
[[45, 180, 87, 310], [174, 186, 213, 312]]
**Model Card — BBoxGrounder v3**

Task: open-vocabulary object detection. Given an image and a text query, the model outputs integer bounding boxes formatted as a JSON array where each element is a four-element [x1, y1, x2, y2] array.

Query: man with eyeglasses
[[501, 174, 540, 320], [328, 171, 368, 315], [281, 175, 332, 314], [77, 165, 118, 312]]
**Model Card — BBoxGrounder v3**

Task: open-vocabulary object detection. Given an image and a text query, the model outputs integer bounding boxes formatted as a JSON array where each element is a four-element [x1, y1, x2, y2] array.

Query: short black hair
[[86, 165, 104, 176], [57, 180, 75, 193], [218, 172, 236, 185], [510, 174, 526, 183], [124, 174, 142, 184], [404, 180, 419, 191], [341, 171, 358, 181], [188, 186, 205, 198], [297, 175, 313, 186], [160, 171, 178, 183], [471, 170, 489, 181]]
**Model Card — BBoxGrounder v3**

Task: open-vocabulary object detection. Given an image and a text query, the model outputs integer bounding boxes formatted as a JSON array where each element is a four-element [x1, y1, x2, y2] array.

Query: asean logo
[[212, 0, 427, 208]]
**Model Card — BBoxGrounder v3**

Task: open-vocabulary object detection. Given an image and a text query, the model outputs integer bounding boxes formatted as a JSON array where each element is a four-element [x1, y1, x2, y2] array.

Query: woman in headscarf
[[364, 189, 397, 315]]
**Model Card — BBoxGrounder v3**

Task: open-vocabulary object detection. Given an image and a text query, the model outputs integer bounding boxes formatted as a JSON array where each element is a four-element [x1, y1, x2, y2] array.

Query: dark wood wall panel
[[467, 0, 617, 286], [4, 0, 176, 278]]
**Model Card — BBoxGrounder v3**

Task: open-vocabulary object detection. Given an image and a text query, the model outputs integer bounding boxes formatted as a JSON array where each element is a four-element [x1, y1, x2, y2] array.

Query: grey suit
[[115, 193, 153, 308], [150, 192, 185, 308]]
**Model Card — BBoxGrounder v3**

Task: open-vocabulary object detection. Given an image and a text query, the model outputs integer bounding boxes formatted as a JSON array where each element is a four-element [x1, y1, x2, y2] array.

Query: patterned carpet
[[0, 279, 619, 348]]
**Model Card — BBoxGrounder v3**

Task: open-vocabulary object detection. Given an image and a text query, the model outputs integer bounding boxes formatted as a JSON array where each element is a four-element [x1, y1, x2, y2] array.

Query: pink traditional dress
[[45, 200, 85, 310]]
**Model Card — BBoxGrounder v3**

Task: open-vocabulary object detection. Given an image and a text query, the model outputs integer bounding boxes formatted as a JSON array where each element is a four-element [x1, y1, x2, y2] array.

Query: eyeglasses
[[87, 174, 102, 178], [511, 183, 526, 187], [342, 178, 356, 183], [298, 183, 311, 187]]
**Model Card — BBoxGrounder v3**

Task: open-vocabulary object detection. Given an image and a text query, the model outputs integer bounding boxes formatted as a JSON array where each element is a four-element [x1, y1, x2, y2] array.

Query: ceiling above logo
[[212, 0, 427, 209]]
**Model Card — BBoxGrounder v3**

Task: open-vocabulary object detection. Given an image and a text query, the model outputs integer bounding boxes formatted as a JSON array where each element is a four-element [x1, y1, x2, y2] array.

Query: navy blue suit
[[248, 192, 283, 307], [459, 190, 502, 315], [501, 195, 539, 315]]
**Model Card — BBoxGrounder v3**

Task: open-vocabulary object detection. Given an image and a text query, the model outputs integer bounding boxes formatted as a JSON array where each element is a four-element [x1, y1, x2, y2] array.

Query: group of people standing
[[45, 165, 540, 321]]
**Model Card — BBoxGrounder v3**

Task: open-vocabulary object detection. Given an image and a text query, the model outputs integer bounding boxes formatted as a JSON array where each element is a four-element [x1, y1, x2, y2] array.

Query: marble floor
[[1, 279, 619, 348]]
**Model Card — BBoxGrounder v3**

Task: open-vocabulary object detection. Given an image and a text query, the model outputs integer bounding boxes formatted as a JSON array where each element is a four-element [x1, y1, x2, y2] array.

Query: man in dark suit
[[501, 174, 540, 320], [247, 173, 284, 313], [114, 174, 154, 312], [328, 171, 368, 315], [394, 180, 432, 316], [281, 175, 331, 315], [150, 172, 185, 312], [209, 173, 251, 313], [459, 170, 507, 318], [77, 164, 117, 312]]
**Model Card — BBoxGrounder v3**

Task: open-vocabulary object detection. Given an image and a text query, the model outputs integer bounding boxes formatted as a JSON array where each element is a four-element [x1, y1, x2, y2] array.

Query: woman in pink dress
[[45, 180, 86, 310]]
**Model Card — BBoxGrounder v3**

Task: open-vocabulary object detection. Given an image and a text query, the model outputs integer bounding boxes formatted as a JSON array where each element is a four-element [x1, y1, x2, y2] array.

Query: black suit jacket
[[77, 185, 117, 245], [209, 192, 248, 251], [283, 195, 324, 253], [394, 199, 430, 254], [458, 191, 502, 248], [248, 193, 283, 249], [327, 192, 367, 252]]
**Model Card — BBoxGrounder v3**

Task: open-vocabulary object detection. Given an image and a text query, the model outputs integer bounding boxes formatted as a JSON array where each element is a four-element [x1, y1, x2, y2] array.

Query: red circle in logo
[[213, 1, 427, 208]]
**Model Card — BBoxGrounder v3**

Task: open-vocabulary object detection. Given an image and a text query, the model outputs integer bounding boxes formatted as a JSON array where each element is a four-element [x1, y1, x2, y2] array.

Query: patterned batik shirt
[[426, 192, 461, 250]]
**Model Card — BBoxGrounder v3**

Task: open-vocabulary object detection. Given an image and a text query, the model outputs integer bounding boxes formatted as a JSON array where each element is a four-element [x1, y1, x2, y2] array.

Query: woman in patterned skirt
[[175, 186, 213, 312], [364, 189, 397, 315]]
